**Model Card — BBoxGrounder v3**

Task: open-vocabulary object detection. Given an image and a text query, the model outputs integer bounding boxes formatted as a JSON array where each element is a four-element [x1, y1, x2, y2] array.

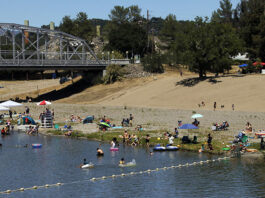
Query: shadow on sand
[[176, 74, 246, 87]]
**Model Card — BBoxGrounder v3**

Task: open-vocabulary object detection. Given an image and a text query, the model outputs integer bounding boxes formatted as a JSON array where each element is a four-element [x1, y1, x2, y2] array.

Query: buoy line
[[0, 157, 230, 194]]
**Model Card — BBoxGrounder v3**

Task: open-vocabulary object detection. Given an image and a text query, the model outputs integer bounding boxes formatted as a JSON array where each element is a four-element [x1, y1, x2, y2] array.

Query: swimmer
[[83, 158, 88, 165], [97, 148, 104, 156], [119, 158, 125, 165], [150, 151, 154, 155]]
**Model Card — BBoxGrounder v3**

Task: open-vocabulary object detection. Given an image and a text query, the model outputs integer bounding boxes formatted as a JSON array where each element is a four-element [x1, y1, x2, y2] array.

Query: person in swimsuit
[[97, 148, 104, 155], [119, 158, 125, 164], [145, 134, 150, 147]]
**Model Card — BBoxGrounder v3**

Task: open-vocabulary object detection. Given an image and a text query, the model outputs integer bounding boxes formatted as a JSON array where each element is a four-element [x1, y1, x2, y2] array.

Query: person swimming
[[119, 158, 125, 164], [97, 148, 104, 156], [83, 158, 88, 165]]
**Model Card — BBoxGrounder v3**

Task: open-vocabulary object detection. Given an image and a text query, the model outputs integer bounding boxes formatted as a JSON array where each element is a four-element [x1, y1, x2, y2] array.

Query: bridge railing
[[0, 50, 108, 66]]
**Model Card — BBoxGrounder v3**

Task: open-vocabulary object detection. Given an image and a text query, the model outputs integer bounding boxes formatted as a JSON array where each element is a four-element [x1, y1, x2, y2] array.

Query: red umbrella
[[253, 62, 265, 66], [37, 100, 52, 106]]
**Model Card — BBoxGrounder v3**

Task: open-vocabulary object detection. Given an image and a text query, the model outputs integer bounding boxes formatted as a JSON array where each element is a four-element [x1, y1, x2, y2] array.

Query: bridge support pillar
[[103, 70, 107, 77], [26, 72, 29, 80], [11, 72, 14, 80]]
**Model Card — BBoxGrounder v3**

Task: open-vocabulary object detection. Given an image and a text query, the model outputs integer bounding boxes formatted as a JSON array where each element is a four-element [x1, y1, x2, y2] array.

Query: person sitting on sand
[[119, 158, 125, 165], [97, 148, 104, 155], [245, 122, 252, 132]]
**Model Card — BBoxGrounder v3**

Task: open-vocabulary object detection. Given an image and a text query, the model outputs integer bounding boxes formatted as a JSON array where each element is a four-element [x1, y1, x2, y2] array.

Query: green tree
[[235, 0, 265, 60], [142, 52, 164, 73], [59, 12, 95, 42], [108, 5, 142, 24], [211, 0, 233, 24], [185, 17, 241, 77], [159, 15, 191, 67], [106, 5, 147, 57], [103, 64, 124, 84], [59, 16, 75, 35]]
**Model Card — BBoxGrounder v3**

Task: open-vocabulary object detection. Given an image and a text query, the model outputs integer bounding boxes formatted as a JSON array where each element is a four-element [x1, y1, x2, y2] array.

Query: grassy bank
[[46, 128, 239, 154]]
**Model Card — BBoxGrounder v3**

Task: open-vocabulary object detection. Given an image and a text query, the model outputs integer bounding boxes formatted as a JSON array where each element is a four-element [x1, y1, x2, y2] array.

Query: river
[[0, 132, 264, 198]]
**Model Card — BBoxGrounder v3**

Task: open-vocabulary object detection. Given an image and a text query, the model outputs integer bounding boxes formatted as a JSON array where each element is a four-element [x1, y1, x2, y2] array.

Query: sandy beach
[[13, 103, 265, 138]]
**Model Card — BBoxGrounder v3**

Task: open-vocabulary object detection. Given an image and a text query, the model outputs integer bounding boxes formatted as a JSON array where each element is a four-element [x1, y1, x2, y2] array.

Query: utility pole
[[147, 10, 150, 50]]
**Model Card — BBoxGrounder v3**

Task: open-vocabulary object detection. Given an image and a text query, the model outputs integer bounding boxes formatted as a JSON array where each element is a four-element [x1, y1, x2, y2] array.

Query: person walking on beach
[[213, 102, 216, 111], [129, 114, 134, 127], [232, 104, 235, 111]]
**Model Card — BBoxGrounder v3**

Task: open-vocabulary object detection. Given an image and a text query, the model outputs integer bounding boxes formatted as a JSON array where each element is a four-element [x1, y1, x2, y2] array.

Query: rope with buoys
[[0, 157, 230, 194]]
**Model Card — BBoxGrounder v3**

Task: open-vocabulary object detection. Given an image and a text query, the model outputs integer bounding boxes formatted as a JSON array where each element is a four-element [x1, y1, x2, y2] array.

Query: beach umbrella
[[0, 100, 22, 107], [0, 105, 9, 111], [191, 114, 203, 119], [239, 64, 248, 68], [37, 100, 52, 106], [253, 62, 265, 66], [179, 124, 198, 129], [99, 122, 110, 128]]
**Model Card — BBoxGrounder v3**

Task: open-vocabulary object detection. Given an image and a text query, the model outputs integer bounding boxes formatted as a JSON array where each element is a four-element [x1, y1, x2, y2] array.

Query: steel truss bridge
[[0, 23, 128, 71]]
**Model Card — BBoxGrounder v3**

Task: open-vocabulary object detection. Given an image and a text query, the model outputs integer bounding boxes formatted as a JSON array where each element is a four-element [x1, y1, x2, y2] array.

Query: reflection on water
[[0, 133, 264, 198]]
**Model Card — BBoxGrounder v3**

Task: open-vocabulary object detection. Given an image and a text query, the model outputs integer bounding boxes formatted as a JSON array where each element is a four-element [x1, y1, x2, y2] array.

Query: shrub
[[103, 64, 124, 84]]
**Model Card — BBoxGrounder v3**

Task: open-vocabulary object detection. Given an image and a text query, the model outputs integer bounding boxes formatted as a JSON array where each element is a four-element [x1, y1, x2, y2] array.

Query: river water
[[0, 132, 265, 198]]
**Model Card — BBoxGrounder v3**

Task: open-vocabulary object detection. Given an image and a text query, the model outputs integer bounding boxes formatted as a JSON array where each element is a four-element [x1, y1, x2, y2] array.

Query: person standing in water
[[111, 139, 116, 148]]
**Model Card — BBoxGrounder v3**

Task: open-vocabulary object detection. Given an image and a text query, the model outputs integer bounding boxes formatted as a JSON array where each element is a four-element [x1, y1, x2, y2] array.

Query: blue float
[[32, 144, 42, 149]]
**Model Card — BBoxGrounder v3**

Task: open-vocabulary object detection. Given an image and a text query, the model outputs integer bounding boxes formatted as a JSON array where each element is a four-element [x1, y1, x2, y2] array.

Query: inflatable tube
[[222, 147, 230, 151], [166, 146, 179, 151], [32, 144, 42, 149], [246, 148, 258, 152], [153, 146, 166, 151], [110, 147, 119, 151], [81, 163, 94, 169], [119, 160, 136, 167]]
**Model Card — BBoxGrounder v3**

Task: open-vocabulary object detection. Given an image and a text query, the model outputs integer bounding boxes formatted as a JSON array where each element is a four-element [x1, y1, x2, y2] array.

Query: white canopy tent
[[0, 100, 23, 108], [0, 105, 9, 111]]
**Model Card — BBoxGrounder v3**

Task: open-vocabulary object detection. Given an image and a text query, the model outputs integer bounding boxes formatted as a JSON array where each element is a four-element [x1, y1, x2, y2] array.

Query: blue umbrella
[[239, 64, 248, 68], [179, 124, 198, 129]]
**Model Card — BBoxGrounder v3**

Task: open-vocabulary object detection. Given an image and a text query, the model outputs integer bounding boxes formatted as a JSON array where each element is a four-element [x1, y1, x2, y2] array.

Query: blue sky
[[1, 0, 241, 27]]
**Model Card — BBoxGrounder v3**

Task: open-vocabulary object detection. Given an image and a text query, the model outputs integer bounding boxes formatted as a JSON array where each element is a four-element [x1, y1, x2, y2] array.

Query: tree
[[59, 12, 94, 42], [59, 16, 75, 35], [108, 5, 142, 24], [159, 15, 191, 67], [106, 5, 147, 57], [74, 12, 94, 41], [211, 0, 233, 24], [235, 0, 265, 61], [185, 17, 241, 77], [142, 52, 164, 73], [103, 64, 124, 84], [106, 23, 147, 57]]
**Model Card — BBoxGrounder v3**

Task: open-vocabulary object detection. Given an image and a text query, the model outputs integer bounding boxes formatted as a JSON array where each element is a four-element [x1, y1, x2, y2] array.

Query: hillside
[[57, 72, 265, 112]]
